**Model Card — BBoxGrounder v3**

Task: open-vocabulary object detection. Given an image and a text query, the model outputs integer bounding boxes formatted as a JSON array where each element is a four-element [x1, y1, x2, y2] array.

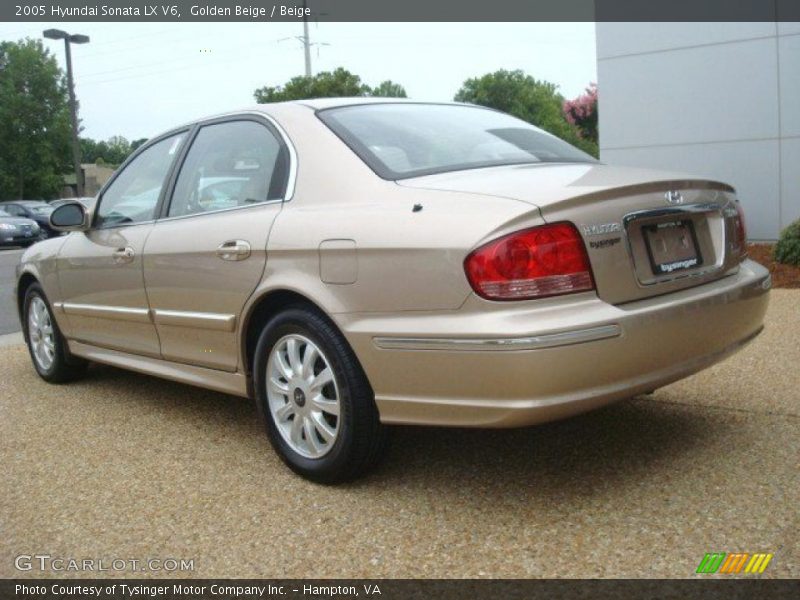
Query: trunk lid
[[399, 163, 744, 304]]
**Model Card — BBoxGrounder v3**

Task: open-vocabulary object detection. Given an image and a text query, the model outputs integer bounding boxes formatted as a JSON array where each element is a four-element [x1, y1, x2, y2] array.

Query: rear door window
[[167, 120, 288, 218], [4, 205, 25, 217]]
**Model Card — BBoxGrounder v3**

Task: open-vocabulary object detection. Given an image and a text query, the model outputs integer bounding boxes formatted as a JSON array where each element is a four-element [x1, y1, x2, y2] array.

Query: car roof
[[194, 98, 465, 119], [290, 97, 463, 110], [154, 99, 477, 145]]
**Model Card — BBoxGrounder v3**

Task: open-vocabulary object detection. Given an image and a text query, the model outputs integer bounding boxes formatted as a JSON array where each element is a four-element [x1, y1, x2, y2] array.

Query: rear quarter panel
[[256, 104, 538, 315]]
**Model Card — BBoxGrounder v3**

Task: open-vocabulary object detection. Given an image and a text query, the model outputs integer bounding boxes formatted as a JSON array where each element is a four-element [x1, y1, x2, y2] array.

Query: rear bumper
[[339, 259, 771, 427]]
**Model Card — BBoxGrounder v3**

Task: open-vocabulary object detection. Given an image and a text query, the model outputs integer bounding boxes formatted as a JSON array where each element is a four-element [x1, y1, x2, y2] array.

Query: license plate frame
[[642, 219, 703, 276]]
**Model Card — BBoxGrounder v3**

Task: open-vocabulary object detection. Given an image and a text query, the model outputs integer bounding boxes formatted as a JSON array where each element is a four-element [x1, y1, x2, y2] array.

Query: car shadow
[[361, 398, 733, 504], [75, 362, 264, 433], [78, 362, 730, 502]]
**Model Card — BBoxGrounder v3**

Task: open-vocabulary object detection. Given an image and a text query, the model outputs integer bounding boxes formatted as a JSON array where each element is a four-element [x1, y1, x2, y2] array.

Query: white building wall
[[596, 23, 800, 240]]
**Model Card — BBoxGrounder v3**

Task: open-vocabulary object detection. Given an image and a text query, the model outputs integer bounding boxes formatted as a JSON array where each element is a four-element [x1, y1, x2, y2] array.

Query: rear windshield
[[318, 103, 596, 180]]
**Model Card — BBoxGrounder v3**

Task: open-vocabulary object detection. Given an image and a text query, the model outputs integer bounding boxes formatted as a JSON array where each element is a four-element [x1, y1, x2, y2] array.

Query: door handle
[[112, 247, 135, 263], [216, 240, 251, 261]]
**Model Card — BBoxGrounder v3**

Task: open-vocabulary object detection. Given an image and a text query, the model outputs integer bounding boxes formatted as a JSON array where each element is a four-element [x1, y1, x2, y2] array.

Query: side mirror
[[50, 202, 89, 232]]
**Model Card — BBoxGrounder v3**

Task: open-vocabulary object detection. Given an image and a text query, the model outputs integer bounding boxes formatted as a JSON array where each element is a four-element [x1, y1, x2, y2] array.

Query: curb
[[0, 332, 24, 347]]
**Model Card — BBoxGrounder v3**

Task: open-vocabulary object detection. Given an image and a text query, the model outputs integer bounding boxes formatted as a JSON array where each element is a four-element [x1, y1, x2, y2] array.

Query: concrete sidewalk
[[0, 332, 23, 347], [1, 291, 797, 579], [0, 248, 23, 335]]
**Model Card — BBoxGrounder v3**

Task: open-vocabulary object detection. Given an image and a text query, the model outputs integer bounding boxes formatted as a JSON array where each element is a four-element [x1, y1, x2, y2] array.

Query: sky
[[0, 22, 596, 141]]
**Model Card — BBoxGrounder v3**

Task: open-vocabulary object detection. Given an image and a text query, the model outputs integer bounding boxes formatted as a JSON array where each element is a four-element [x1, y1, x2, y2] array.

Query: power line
[[1, 26, 181, 51], [79, 55, 203, 79], [84, 27, 179, 47], [79, 34, 290, 78], [75, 27, 294, 65], [77, 35, 292, 84], [0, 27, 46, 40], [73, 31, 205, 62], [79, 49, 286, 87]]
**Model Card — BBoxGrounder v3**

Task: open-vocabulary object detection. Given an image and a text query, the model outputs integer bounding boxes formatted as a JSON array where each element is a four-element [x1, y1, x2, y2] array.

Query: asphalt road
[[0, 248, 23, 334], [0, 290, 797, 579]]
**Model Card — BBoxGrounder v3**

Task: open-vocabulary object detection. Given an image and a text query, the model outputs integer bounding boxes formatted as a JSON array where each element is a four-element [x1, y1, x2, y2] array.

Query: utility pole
[[280, 1, 328, 77], [43, 29, 89, 197], [302, 0, 311, 76]]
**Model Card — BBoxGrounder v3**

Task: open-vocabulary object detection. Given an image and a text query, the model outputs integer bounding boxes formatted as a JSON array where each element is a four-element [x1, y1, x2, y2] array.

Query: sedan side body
[[16, 100, 770, 481]]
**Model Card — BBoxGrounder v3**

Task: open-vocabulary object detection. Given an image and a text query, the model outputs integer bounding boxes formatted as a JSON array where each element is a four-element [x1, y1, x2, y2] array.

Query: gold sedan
[[16, 100, 770, 482]]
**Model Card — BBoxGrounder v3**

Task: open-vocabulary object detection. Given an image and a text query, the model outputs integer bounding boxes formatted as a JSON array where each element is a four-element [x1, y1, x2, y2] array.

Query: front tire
[[254, 306, 388, 483], [23, 283, 87, 383]]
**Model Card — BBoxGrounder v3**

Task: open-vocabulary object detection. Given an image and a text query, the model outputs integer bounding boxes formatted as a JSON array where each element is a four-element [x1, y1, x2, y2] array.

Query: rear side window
[[167, 120, 287, 218], [27, 204, 53, 215], [318, 103, 595, 180], [3, 204, 24, 216], [96, 133, 184, 228]]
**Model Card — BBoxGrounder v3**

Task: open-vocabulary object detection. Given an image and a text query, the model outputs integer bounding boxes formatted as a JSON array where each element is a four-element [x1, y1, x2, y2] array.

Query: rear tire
[[254, 306, 388, 483], [23, 283, 88, 383]]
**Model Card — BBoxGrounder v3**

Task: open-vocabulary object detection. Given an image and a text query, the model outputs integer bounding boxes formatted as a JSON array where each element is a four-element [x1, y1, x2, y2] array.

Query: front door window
[[95, 133, 185, 228]]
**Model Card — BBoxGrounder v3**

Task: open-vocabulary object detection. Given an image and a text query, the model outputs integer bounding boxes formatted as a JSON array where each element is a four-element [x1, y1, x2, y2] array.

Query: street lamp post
[[43, 29, 89, 197]]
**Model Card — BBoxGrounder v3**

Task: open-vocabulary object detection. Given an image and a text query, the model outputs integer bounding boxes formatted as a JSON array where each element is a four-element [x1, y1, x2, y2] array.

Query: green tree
[[454, 69, 598, 157], [79, 135, 137, 167], [0, 39, 71, 200], [370, 80, 407, 98], [104, 135, 132, 165], [254, 67, 407, 103], [79, 137, 103, 164]]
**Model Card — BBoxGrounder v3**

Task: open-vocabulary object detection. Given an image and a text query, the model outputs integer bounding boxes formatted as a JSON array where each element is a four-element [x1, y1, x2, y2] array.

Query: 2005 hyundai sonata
[[16, 99, 770, 482]]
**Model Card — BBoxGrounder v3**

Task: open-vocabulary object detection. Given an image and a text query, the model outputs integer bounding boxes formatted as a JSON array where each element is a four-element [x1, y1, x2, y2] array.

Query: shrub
[[774, 219, 800, 266]]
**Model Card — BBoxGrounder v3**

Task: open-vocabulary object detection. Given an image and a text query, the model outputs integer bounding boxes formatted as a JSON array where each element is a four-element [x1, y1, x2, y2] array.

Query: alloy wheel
[[266, 334, 341, 459], [28, 296, 55, 371]]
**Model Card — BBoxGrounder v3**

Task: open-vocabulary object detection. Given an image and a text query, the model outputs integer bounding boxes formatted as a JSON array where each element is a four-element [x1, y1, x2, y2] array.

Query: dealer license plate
[[643, 219, 703, 275]]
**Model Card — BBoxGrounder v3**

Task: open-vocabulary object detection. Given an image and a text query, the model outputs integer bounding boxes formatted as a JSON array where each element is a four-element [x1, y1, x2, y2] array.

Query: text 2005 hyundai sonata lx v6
[[16, 99, 770, 482]]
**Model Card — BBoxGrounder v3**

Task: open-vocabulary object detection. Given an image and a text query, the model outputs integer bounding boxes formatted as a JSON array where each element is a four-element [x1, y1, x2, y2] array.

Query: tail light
[[464, 222, 595, 300], [732, 202, 747, 257]]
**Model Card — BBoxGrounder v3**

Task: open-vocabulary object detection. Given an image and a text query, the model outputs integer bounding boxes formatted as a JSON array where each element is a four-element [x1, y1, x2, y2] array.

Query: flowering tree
[[563, 83, 598, 145]]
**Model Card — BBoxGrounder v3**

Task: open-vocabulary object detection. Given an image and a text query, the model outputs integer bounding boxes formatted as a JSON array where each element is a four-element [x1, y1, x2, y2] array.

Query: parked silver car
[[0, 209, 40, 247], [1, 201, 58, 238], [50, 197, 96, 210]]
